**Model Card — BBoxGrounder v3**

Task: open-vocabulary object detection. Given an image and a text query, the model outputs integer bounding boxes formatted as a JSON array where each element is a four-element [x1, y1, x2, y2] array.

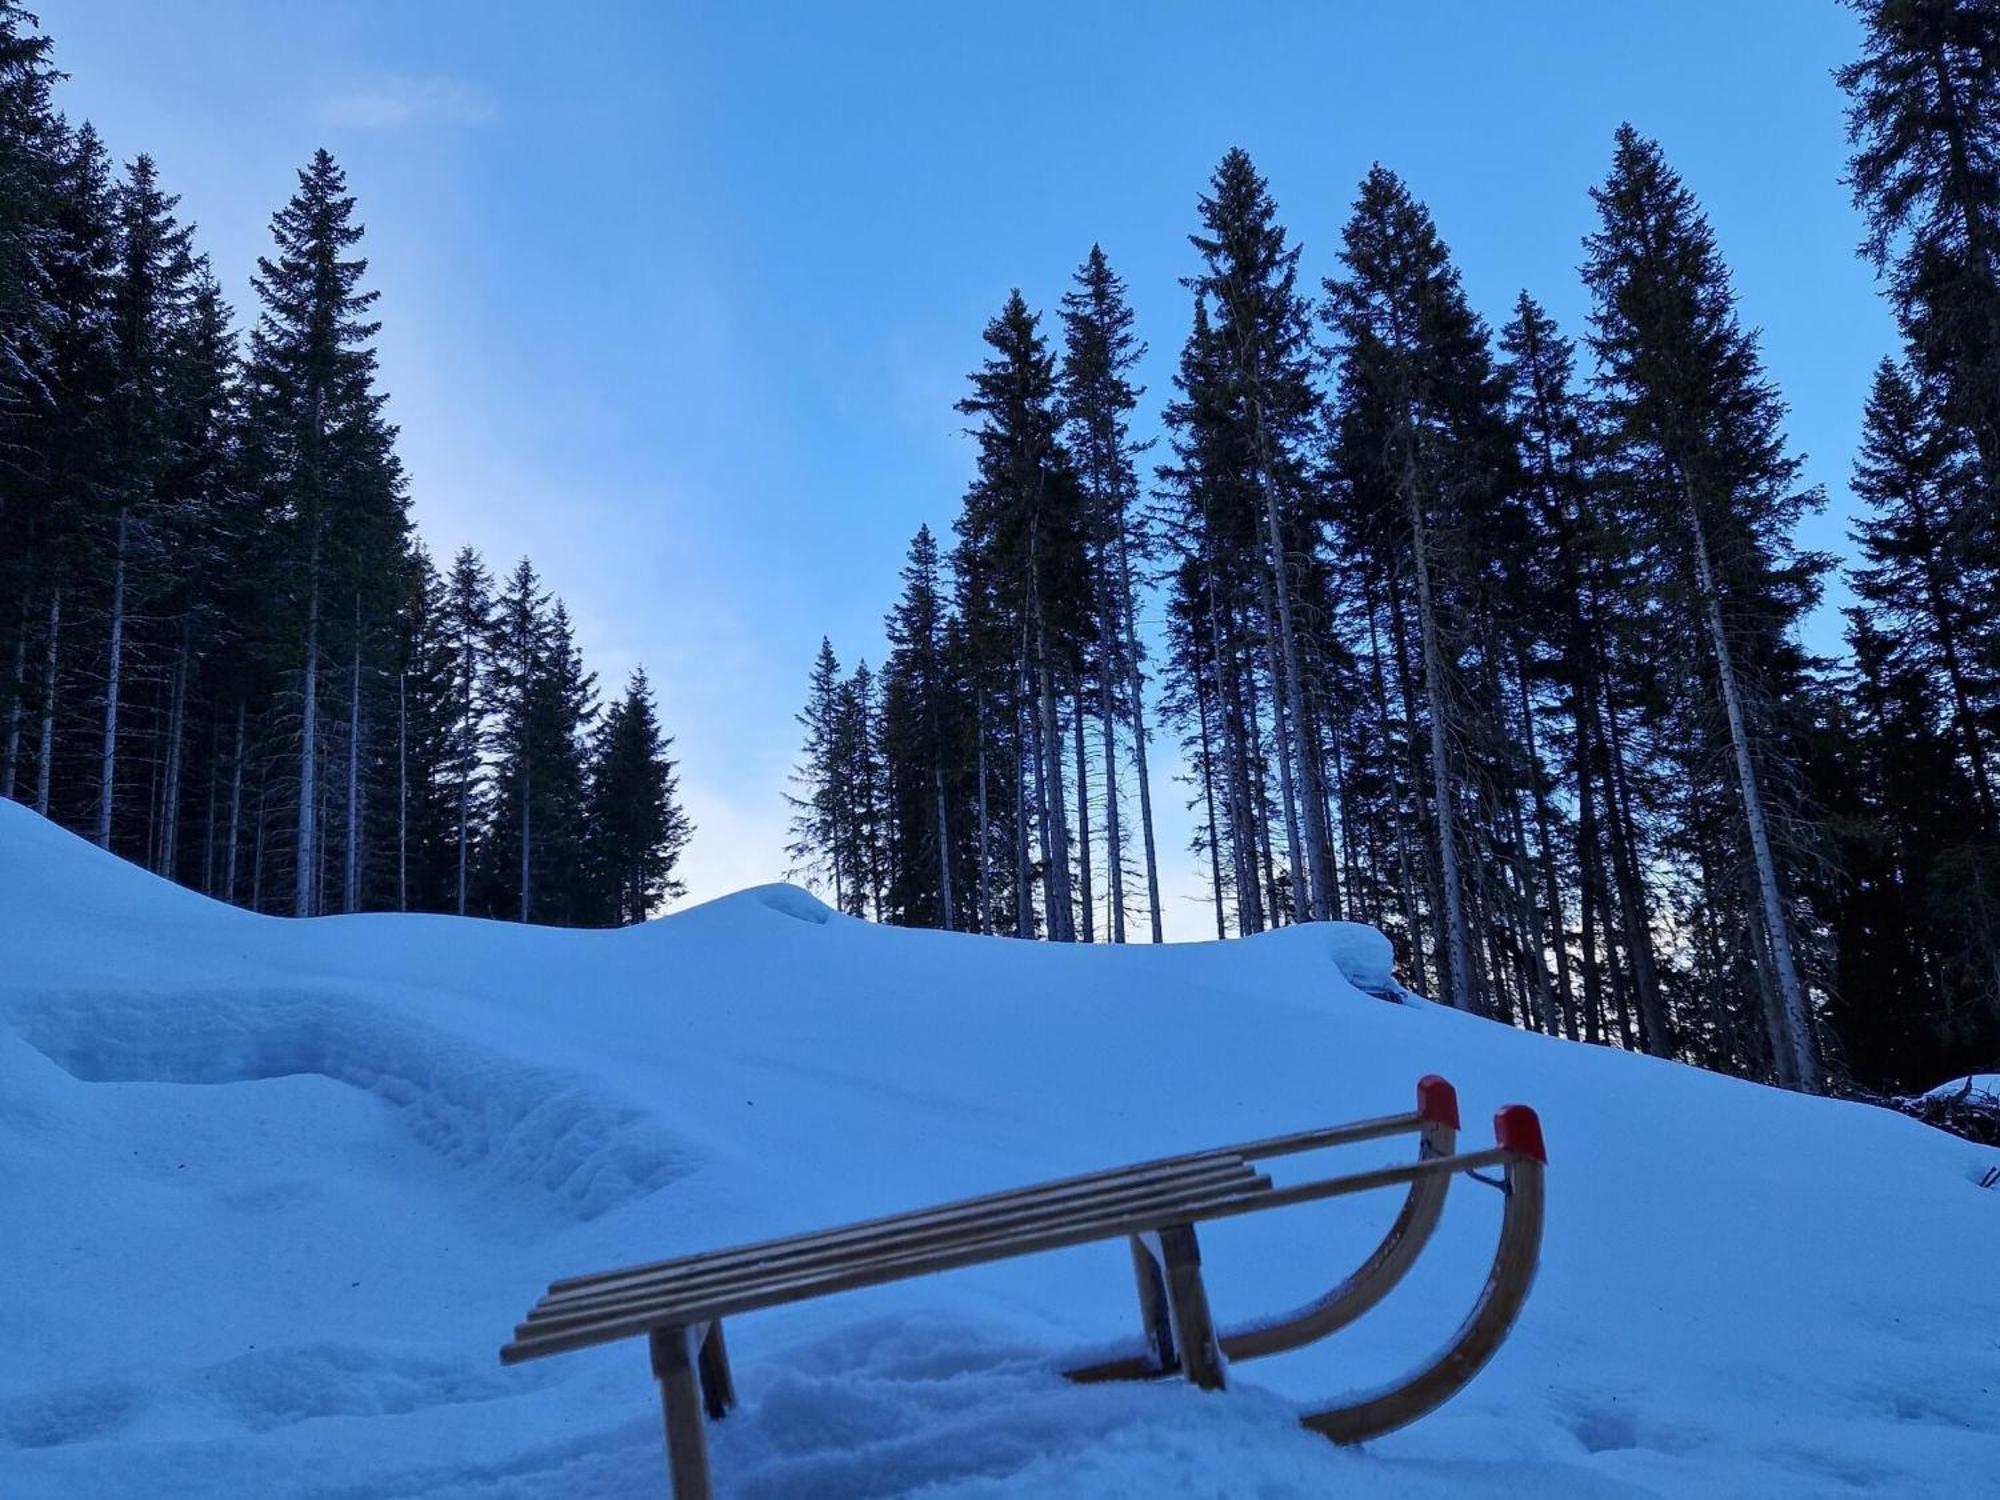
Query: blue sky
[[43, 1, 1892, 933]]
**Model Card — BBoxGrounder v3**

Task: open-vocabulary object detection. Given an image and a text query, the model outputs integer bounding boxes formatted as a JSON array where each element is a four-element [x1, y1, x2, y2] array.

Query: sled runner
[[499, 1075, 1547, 1499]]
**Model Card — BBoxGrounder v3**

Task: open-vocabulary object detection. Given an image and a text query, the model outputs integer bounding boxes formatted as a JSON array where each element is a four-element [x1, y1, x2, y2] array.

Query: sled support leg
[[1129, 1234, 1178, 1372], [697, 1320, 736, 1420], [1158, 1223, 1224, 1390], [649, 1324, 713, 1500]]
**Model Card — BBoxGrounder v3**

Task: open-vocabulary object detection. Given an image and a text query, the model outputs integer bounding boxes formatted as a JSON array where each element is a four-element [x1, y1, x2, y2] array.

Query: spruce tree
[[1323, 166, 1519, 1014], [96, 151, 195, 849], [953, 291, 1092, 940], [441, 545, 495, 913], [1840, 0, 2000, 486], [1060, 244, 1161, 942], [588, 666, 690, 924], [880, 524, 968, 928], [1186, 148, 1335, 922], [18, 120, 115, 820], [1583, 125, 1828, 1088], [788, 637, 849, 907], [390, 543, 462, 911], [1849, 357, 1997, 820], [241, 148, 405, 915], [0, 0, 55, 462]]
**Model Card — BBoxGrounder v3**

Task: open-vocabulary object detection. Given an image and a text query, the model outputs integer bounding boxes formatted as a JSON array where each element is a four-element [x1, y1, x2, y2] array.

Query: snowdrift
[[1, 799, 1994, 1497]]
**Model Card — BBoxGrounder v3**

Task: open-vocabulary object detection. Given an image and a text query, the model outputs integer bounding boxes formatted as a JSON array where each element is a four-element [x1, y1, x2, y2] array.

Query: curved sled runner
[[1064, 1077, 1548, 1445], [500, 1076, 1546, 1498]]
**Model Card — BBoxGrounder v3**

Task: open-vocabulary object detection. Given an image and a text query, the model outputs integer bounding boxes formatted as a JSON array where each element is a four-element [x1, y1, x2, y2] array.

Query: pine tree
[[1159, 295, 1258, 934], [1849, 357, 1997, 820], [0, 1, 56, 801], [484, 560, 600, 923], [1583, 125, 1828, 1088], [1323, 166, 1520, 1013], [1840, 0, 2000, 487], [95, 151, 196, 850], [1497, 291, 1621, 1045], [588, 666, 691, 924], [441, 545, 495, 913], [1060, 244, 1162, 942], [0, 0, 56, 444], [880, 525, 968, 928], [1186, 148, 1336, 923], [788, 637, 849, 907], [835, 660, 886, 920], [16, 120, 115, 820], [240, 148, 405, 915], [953, 291, 1093, 940], [390, 543, 462, 911]]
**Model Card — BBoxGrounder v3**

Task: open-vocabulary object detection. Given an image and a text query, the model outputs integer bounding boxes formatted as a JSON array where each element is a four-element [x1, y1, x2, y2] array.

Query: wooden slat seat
[[534, 1151, 1263, 1311], [505, 1156, 1275, 1361], [499, 1075, 1548, 1500]]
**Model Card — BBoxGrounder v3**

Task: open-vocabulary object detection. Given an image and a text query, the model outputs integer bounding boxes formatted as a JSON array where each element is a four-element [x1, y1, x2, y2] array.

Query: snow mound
[[1, 800, 1996, 1497], [748, 883, 839, 925], [7, 984, 696, 1220]]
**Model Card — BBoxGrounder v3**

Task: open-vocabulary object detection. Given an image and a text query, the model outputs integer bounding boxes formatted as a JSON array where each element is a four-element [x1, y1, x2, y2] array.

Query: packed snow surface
[[2, 801, 1995, 1498]]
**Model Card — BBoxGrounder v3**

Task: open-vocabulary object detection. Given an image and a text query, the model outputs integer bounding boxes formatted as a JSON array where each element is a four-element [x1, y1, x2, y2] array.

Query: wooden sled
[[499, 1076, 1546, 1498]]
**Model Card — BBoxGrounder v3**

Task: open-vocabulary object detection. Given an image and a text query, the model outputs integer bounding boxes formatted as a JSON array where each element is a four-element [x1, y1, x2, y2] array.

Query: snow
[[1922, 1074, 2000, 1109], [1, 799, 1996, 1497]]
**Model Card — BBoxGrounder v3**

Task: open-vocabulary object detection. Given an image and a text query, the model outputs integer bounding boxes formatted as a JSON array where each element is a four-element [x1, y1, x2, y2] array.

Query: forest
[[0, 4, 692, 930], [787, 0, 2000, 1096]]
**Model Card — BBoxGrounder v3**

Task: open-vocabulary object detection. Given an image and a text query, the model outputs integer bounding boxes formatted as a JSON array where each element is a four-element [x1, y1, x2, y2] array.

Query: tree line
[[790, 0, 2000, 1096], [0, 4, 692, 926]]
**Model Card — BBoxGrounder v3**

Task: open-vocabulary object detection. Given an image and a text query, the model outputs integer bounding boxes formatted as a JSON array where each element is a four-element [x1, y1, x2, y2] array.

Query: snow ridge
[[6, 984, 696, 1221]]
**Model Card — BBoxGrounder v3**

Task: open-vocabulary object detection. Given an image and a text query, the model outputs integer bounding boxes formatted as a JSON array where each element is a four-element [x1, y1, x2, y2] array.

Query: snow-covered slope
[[2, 800, 1994, 1498]]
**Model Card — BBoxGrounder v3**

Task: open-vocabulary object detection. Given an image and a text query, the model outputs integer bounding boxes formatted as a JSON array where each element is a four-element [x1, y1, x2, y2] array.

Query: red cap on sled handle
[[1494, 1104, 1546, 1164], [1416, 1075, 1460, 1130]]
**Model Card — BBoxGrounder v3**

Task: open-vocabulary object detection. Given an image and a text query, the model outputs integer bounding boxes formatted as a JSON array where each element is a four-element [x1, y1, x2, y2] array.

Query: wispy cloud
[[319, 75, 496, 130]]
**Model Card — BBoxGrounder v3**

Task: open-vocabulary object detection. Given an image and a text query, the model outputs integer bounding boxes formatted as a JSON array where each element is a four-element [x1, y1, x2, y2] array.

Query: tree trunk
[[97, 507, 128, 849], [296, 537, 320, 917], [344, 613, 362, 914], [158, 622, 190, 878], [1115, 531, 1163, 942], [2, 597, 26, 800], [398, 669, 408, 912], [35, 587, 60, 817], [1072, 676, 1093, 941], [1597, 677, 1669, 1053], [1241, 643, 1283, 922], [933, 763, 954, 931], [1100, 667, 1125, 942], [976, 697, 993, 934], [1035, 630, 1075, 941], [519, 762, 532, 924], [1012, 685, 1031, 938], [1256, 563, 1308, 922], [251, 776, 267, 911], [1517, 656, 1577, 1038], [1407, 493, 1476, 1012], [226, 704, 246, 904], [1684, 480, 1821, 1091], [202, 721, 219, 895], [1194, 667, 1228, 939], [1383, 567, 1443, 990], [1216, 622, 1264, 935], [1241, 371, 1333, 920]]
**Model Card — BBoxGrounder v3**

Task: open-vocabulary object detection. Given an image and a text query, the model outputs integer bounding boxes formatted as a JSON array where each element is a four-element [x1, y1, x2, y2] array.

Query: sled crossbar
[[499, 1075, 1547, 1499]]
